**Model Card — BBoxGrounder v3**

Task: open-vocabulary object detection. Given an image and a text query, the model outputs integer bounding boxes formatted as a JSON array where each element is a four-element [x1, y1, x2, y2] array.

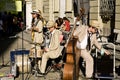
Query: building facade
[[90, 0, 120, 42], [30, 0, 74, 22], [25, 0, 120, 42]]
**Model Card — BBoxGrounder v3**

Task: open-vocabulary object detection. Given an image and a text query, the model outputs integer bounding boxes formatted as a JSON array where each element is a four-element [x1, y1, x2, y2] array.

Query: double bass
[[63, 22, 79, 80], [63, 8, 85, 80]]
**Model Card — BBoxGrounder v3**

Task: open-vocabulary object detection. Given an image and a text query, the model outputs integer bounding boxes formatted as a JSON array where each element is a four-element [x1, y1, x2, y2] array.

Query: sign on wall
[[0, 0, 22, 12], [15, 1, 22, 11]]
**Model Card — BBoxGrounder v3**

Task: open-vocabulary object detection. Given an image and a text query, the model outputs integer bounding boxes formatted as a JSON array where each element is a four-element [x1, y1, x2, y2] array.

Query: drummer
[[39, 20, 62, 76]]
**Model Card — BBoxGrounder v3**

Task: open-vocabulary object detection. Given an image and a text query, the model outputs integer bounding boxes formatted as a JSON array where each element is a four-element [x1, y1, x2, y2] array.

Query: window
[[100, 0, 115, 23], [54, 0, 59, 12], [66, 0, 72, 11]]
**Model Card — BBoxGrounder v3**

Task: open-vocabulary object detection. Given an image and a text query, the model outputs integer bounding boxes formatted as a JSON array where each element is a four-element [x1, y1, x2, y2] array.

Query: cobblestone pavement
[[0, 31, 120, 80]]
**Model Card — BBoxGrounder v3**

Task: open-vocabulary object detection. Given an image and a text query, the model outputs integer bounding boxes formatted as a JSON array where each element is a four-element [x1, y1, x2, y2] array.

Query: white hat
[[31, 10, 41, 15]]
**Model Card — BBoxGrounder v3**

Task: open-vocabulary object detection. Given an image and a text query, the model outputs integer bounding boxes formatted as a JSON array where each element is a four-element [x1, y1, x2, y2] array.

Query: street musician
[[29, 10, 44, 69]]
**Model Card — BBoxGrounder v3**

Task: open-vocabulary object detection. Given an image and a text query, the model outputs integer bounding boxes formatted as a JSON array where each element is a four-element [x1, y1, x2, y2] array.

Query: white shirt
[[51, 29, 55, 35], [76, 30, 88, 49]]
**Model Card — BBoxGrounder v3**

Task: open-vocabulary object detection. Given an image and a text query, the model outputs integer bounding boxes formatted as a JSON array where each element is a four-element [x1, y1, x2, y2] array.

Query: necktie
[[87, 33, 91, 50], [48, 33, 52, 47]]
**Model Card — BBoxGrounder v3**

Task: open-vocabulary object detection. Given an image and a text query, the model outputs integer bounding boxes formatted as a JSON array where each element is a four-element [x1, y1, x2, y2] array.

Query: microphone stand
[[21, 0, 26, 80]]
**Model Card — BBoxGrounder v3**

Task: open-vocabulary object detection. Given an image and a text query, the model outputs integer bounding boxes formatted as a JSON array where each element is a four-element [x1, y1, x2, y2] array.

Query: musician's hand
[[101, 48, 111, 55], [104, 50, 110, 55], [100, 48, 110, 55], [31, 27, 34, 31], [44, 48, 49, 52], [33, 27, 39, 32]]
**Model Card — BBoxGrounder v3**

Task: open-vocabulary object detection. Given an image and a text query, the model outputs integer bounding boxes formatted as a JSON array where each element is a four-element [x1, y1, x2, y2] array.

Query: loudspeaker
[[95, 54, 114, 78]]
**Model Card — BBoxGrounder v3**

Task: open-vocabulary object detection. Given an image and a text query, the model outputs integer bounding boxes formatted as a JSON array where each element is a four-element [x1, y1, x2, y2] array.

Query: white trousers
[[40, 52, 59, 73], [80, 49, 93, 77]]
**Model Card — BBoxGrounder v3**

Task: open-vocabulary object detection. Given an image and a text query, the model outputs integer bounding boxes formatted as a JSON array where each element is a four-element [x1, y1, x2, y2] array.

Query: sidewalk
[[1, 31, 120, 80]]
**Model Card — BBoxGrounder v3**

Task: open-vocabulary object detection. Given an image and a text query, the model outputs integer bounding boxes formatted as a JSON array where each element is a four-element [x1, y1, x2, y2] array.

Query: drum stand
[[25, 42, 40, 80]]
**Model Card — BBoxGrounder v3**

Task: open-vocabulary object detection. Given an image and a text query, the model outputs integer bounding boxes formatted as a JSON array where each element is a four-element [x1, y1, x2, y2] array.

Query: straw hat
[[46, 20, 55, 28], [90, 20, 100, 28]]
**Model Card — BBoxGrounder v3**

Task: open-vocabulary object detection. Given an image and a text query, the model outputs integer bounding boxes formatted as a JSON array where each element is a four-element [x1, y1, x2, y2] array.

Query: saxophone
[[31, 23, 35, 41], [31, 19, 40, 41], [31, 29, 35, 41]]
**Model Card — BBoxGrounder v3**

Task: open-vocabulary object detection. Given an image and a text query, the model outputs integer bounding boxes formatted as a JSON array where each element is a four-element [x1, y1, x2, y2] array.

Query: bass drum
[[15, 54, 31, 73]]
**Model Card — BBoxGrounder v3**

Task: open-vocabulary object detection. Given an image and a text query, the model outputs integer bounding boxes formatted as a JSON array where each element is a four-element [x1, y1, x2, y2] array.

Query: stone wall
[[115, 0, 120, 29], [89, 0, 111, 37], [43, 0, 49, 21]]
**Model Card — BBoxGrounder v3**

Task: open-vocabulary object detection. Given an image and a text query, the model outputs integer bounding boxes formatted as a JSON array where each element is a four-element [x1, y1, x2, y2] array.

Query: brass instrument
[[31, 26, 35, 41], [31, 19, 40, 41]]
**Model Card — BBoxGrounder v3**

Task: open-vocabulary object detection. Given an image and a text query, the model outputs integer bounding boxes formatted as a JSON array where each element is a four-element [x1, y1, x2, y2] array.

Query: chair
[[45, 55, 63, 74]]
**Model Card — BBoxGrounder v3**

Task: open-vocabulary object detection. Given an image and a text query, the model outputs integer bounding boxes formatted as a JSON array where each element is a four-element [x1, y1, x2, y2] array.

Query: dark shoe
[[37, 69, 44, 74], [37, 72, 46, 77]]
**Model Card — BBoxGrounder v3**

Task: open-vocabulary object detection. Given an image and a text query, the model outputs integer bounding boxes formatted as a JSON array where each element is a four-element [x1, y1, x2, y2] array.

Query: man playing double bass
[[73, 18, 110, 79]]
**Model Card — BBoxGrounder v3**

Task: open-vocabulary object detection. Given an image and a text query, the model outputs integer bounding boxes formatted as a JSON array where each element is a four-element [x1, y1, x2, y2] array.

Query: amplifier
[[95, 55, 114, 79]]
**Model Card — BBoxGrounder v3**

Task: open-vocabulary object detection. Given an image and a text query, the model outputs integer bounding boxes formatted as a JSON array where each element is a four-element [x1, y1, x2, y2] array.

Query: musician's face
[[32, 13, 37, 18], [90, 27, 97, 34], [76, 16, 80, 21], [48, 27, 54, 32]]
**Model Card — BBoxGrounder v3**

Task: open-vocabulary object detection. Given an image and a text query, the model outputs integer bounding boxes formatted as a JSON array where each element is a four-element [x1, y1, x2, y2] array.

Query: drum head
[[15, 54, 31, 73]]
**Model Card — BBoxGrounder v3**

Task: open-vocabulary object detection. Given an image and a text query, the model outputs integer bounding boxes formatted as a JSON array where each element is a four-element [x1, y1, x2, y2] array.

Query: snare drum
[[29, 49, 43, 58]]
